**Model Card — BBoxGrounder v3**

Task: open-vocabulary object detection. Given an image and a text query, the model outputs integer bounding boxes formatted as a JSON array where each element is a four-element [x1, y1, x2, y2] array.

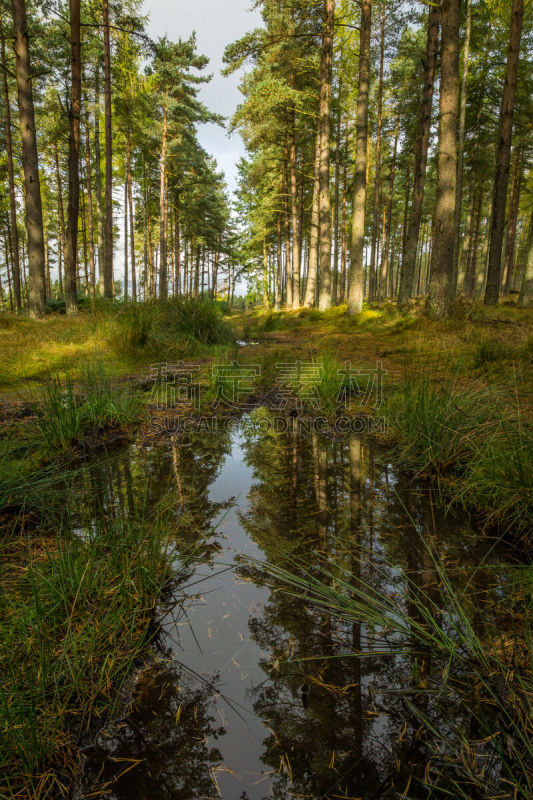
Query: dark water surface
[[78, 413, 511, 800]]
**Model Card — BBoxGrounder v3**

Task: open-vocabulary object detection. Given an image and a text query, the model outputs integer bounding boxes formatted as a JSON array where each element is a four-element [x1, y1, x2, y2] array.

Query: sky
[[142, 0, 262, 196]]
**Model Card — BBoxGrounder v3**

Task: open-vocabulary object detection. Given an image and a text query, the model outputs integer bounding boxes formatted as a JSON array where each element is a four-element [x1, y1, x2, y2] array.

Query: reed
[[254, 536, 533, 799], [384, 367, 533, 543]]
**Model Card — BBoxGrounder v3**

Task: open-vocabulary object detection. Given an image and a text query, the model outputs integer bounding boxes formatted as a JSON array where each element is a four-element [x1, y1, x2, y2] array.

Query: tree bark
[[126, 127, 137, 300], [518, 209, 533, 307], [464, 189, 482, 298], [275, 212, 282, 309], [370, 3, 385, 302], [451, 0, 472, 296], [64, 0, 81, 314], [380, 115, 400, 298], [80, 185, 88, 291], [94, 64, 104, 294], [428, 0, 460, 317], [123, 177, 128, 300], [398, 1, 439, 305], [54, 143, 65, 295], [304, 125, 321, 308], [102, 0, 113, 297], [83, 98, 96, 295], [484, 0, 524, 305], [283, 140, 292, 308], [11, 0, 46, 317], [503, 145, 522, 295], [1, 23, 22, 310], [317, 0, 335, 311], [348, 0, 371, 315], [339, 157, 347, 303], [332, 91, 341, 304], [289, 109, 300, 309], [159, 100, 168, 298]]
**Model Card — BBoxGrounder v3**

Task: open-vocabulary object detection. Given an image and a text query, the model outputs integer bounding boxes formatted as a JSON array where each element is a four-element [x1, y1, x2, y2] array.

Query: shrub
[[35, 367, 140, 451], [384, 368, 533, 542], [160, 297, 234, 345], [473, 339, 507, 368]]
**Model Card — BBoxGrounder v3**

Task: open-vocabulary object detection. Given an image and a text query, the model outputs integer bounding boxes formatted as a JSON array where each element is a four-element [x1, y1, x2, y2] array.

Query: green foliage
[[0, 508, 175, 795], [257, 537, 533, 799], [112, 301, 160, 353], [473, 339, 508, 367], [161, 297, 235, 345], [384, 368, 533, 542], [35, 366, 140, 452]]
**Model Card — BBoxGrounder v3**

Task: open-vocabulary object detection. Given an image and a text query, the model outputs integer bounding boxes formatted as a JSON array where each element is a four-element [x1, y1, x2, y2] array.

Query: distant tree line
[[227, 0, 533, 314], [0, 0, 241, 316]]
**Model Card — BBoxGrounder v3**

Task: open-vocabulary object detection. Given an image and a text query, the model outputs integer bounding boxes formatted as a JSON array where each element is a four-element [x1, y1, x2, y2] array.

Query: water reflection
[[78, 412, 511, 799]]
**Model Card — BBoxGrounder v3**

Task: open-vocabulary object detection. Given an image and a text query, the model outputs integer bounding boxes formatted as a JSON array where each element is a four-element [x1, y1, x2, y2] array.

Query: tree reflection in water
[[78, 413, 511, 799], [80, 660, 225, 799]]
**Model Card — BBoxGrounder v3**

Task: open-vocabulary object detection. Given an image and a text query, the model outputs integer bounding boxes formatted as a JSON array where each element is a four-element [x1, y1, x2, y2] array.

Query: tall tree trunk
[[64, 0, 81, 315], [194, 242, 200, 298], [212, 248, 219, 299], [126, 127, 137, 301], [340, 157, 347, 303], [283, 142, 292, 308], [84, 97, 96, 295], [11, 0, 46, 317], [398, 1, 439, 305], [275, 212, 282, 309], [451, 0, 472, 296], [1, 22, 22, 310], [484, 0, 524, 305], [518, 209, 533, 307], [4, 233, 13, 310], [348, 0, 371, 315], [54, 143, 65, 296], [503, 145, 522, 295], [428, 0, 460, 317], [464, 189, 482, 298], [147, 211, 154, 297], [380, 115, 400, 297], [159, 100, 168, 298], [459, 189, 475, 293], [304, 125, 321, 307], [102, 0, 113, 297], [297, 156, 304, 301], [263, 238, 269, 308], [317, 0, 335, 310], [94, 64, 104, 293], [80, 186, 88, 290], [174, 191, 180, 296], [332, 93, 341, 304], [370, 3, 385, 302], [123, 177, 128, 300], [289, 110, 300, 309]]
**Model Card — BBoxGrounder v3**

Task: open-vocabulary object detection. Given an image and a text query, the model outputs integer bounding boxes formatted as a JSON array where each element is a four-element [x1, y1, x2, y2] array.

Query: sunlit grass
[[0, 299, 235, 393]]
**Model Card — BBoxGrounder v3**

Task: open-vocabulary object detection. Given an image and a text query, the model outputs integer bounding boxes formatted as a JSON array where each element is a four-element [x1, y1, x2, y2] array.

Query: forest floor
[[1, 298, 532, 401], [0, 298, 532, 798]]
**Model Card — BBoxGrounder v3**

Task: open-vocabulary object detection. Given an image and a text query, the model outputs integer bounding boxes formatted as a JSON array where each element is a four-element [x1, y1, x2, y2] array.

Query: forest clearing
[[1, 0, 533, 798]]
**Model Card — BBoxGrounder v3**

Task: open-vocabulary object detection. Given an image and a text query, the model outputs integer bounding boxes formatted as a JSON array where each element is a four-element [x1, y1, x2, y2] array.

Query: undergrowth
[[383, 367, 533, 544], [35, 365, 141, 452], [0, 503, 177, 798], [255, 533, 533, 799]]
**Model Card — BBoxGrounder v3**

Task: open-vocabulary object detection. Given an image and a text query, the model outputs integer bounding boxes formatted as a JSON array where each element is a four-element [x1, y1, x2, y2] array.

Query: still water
[[78, 412, 509, 799]]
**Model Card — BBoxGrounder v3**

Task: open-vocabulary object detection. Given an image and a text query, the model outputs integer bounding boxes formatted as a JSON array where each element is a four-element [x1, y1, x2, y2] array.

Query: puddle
[[77, 413, 513, 799]]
